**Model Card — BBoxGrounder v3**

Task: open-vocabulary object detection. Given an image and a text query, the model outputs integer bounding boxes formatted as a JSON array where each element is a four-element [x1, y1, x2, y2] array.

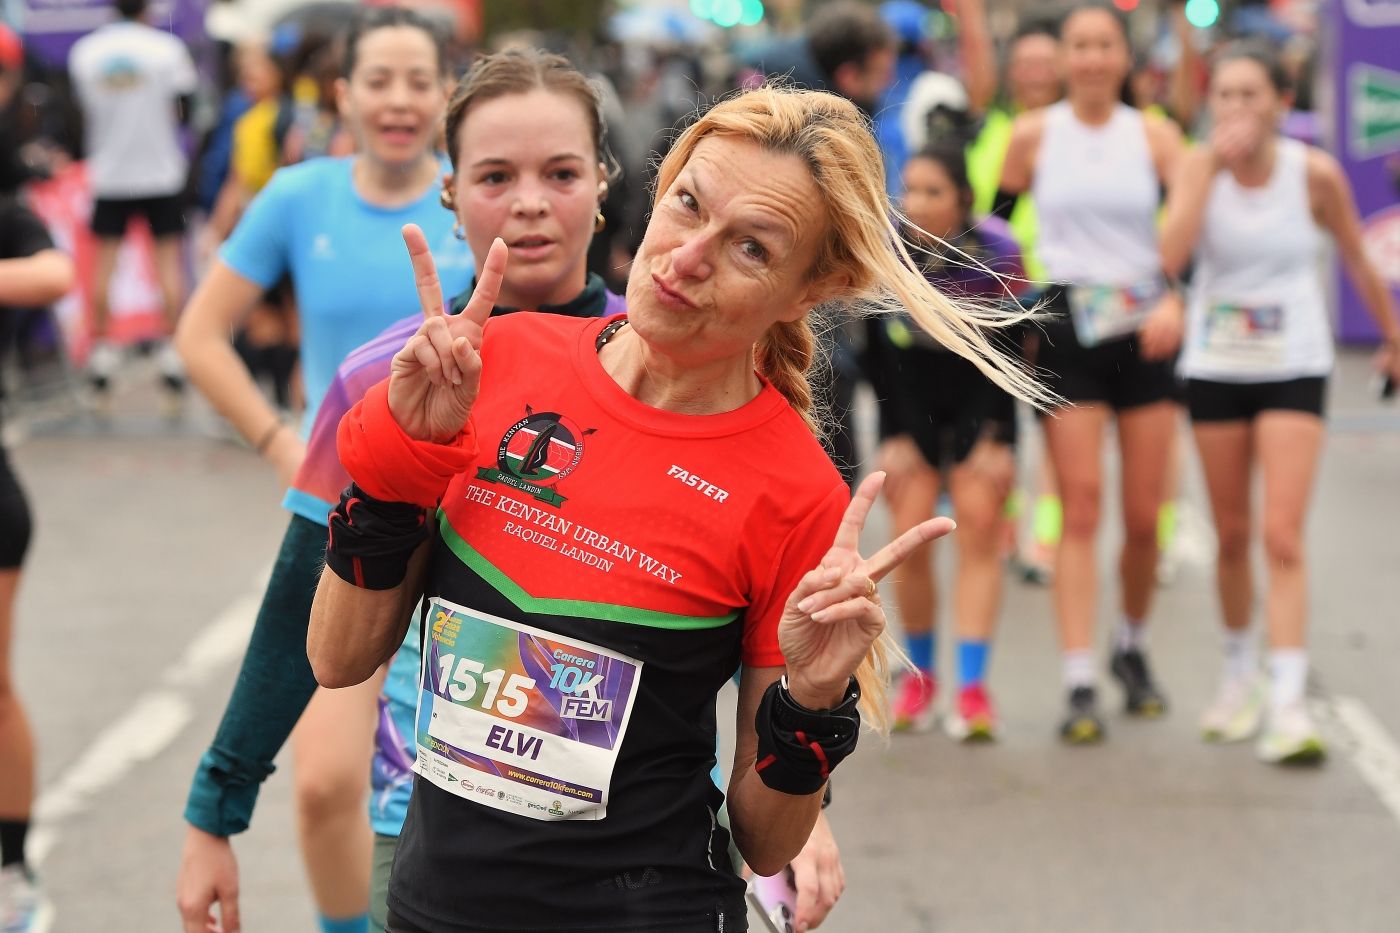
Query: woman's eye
[[481, 172, 508, 185], [741, 239, 767, 262], [552, 169, 579, 182], [678, 190, 698, 212]]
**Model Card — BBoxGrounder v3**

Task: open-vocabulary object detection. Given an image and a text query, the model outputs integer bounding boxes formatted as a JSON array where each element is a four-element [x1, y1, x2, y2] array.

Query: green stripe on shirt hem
[[437, 511, 738, 631]]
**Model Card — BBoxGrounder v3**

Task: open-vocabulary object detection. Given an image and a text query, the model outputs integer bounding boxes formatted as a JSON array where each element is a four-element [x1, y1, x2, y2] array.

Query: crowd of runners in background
[[2, 1, 1399, 931]]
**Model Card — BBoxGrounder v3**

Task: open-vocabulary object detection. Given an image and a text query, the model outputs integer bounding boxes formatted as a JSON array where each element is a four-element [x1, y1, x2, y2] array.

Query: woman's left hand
[[779, 472, 956, 709], [1138, 291, 1186, 361]]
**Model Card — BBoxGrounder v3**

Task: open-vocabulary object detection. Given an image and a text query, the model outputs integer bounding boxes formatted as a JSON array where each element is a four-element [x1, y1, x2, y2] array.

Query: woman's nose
[[511, 181, 550, 218], [670, 232, 713, 280], [386, 78, 412, 109]]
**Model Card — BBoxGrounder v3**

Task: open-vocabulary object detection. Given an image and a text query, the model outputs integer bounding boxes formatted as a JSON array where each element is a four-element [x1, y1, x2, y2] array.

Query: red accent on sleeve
[[740, 483, 850, 668], [336, 379, 479, 508], [754, 754, 778, 774]]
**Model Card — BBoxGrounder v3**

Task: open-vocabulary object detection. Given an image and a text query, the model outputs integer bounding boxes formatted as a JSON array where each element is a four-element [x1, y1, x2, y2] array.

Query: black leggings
[[0, 447, 31, 570]]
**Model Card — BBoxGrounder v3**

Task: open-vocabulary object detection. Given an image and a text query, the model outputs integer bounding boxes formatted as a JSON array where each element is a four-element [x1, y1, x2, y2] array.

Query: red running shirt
[[390, 312, 847, 932]]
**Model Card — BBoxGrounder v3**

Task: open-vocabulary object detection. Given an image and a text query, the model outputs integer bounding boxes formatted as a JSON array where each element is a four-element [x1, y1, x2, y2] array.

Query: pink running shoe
[[891, 671, 938, 733], [944, 684, 998, 743]]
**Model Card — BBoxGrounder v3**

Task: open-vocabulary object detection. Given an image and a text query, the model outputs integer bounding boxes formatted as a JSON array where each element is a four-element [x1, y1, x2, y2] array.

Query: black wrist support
[[325, 483, 429, 590], [753, 676, 861, 796]]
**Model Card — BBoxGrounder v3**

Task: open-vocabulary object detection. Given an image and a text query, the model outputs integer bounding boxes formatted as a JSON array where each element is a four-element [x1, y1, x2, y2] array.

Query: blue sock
[[958, 640, 990, 688], [319, 914, 370, 933], [906, 631, 936, 675]]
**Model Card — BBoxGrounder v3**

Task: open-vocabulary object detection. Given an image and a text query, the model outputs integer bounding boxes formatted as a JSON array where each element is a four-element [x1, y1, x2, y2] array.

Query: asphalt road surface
[[7, 351, 1400, 932]]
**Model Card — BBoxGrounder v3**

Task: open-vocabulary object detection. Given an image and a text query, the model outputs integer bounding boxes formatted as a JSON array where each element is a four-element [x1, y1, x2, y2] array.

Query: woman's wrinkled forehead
[[678, 136, 825, 252]]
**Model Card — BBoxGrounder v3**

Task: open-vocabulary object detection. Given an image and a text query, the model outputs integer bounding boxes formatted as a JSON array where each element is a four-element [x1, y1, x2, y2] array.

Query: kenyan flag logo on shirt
[[477, 407, 591, 507]]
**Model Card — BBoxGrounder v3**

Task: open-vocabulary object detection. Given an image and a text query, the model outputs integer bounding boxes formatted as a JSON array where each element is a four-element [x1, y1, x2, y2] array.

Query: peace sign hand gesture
[[387, 225, 508, 442], [779, 472, 956, 710]]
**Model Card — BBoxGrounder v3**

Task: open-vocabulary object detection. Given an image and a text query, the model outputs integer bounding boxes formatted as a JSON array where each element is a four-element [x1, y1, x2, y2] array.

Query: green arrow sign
[[1351, 64, 1400, 158]]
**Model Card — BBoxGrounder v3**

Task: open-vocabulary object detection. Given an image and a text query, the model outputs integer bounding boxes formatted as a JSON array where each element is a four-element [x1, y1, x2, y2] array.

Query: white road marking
[[165, 592, 263, 689], [1313, 694, 1400, 829], [28, 572, 266, 867]]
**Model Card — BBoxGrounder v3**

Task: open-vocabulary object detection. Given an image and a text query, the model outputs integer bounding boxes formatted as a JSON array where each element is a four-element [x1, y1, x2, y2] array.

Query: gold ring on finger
[[865, 578, 878, 601]]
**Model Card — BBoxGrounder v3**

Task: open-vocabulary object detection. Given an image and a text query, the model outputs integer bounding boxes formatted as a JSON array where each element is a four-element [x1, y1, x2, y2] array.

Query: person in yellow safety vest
[[963, 12, 1063, 284]]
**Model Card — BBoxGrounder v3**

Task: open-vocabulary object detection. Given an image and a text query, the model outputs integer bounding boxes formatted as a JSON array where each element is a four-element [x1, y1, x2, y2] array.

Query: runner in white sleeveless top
[[1161, 42, 1400, 765], [999, 3, 1186, 743]]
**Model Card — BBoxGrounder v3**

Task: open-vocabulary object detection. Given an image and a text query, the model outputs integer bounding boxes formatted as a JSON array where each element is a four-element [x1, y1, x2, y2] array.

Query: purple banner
[[1329, 0, 1400, 342], [19, 0, 207, 69]]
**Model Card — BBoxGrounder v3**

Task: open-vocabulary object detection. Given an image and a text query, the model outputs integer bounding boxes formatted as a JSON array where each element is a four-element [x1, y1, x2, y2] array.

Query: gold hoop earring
[[594, 211, 606, 234]]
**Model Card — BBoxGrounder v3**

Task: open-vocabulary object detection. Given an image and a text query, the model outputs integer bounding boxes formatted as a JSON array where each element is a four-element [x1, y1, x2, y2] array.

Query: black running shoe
[[1059, 686, 1105, 744], [1110, 648, 1168, 717]]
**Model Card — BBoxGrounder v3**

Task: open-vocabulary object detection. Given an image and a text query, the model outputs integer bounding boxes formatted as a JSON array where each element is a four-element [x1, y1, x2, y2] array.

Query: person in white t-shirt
[[69, 0, 197, 402]]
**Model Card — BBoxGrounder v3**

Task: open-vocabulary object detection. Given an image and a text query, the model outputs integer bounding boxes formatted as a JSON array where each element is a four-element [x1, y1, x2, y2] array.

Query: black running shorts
[[91, 193, 187, 238], [0, 446, 32, 570], [1186, 376, 1327, 423], [1034, 287, 1177, 413], [876, 342, 1018, 471]]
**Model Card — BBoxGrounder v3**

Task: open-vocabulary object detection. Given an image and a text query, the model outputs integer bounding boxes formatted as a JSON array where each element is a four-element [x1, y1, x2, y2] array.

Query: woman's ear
[[334, 77, 351, 120], [788, 270, 852, 323], [440, 172, 457, 212]]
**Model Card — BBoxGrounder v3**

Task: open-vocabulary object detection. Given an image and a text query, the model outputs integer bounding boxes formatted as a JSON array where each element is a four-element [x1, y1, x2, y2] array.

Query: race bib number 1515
[[414, 596, 643, 821]]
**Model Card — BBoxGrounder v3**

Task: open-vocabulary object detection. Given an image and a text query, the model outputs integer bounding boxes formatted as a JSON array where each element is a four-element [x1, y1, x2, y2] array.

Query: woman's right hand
[[388, 226, 507, 442], [1208, 117, 1259, 170], [264, 426, 306, 489], [176, 826, 240, 933]]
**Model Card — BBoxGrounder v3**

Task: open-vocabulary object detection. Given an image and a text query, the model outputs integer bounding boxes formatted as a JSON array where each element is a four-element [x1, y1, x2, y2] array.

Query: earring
[[594, 211, 606, 233], [453, 221, 467, 241]]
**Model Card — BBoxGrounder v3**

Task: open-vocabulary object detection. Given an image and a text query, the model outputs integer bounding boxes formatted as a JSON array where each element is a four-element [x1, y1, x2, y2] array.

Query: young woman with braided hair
[[309, 83, 1047, 932], [181, 49, 848, 933]]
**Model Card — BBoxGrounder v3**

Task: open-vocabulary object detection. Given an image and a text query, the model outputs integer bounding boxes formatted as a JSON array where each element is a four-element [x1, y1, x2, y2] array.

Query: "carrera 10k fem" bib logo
[[477, 406, 593, 507]]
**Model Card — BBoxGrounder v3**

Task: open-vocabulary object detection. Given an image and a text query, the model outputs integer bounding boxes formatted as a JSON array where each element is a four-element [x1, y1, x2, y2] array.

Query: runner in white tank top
[[1179, 137, 1331, 382], [1034, 100, 1160, 291], [1160, 42, 1400, 767], [999, 4, 1186, 744]]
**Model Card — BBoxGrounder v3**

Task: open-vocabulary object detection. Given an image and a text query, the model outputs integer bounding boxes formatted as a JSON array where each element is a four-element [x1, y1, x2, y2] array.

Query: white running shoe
[[157, 340, 185, 380], [1200, 675, 1265, 743], [1256, 702, 1327, 766], [0, 865, 54, 933], [87, 340, 121, 390]]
